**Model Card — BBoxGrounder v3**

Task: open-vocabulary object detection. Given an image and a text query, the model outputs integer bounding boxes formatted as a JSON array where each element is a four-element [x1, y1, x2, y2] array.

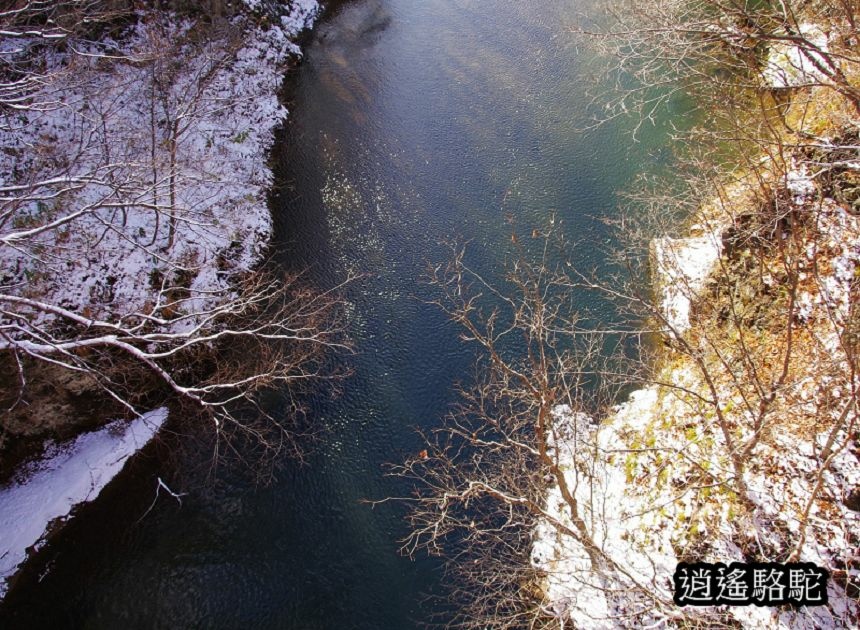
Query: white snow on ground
[[763, 23, 830, 89], [533, 179, 860, 627], [0, 0, 319, 600], [651, 234, 722, 332], [277, 0, 321, 35], [531, 398, 681, 629], [531, 401, 679, 628], [0, 0, 319, 331], [535, 382, 860, 627], [0, 408, 168, 597]]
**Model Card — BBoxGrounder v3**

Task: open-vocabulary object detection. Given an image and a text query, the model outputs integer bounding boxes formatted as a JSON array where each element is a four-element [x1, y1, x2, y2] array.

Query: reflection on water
[[0, 1, 680, 628]]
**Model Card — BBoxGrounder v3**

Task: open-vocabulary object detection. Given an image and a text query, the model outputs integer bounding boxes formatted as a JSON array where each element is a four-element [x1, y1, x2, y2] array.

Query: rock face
[[0, 362, 108, 443]]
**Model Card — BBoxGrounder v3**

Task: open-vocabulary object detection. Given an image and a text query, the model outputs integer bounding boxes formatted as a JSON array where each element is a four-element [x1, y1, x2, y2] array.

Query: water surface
[[0, 1, 679, 627]]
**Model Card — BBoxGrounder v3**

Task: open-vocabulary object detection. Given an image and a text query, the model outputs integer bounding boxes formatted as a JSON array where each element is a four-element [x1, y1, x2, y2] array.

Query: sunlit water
[[0, 1, 681, 627]]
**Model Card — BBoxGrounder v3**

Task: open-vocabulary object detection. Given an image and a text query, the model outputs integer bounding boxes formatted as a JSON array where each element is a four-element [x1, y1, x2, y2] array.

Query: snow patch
[[0, 408, 167, 597], [280, 0, 320, 37], [651, 235, 722, 332], [531, 401, 678, 628], [533, 181, 860, 627], [763, 23, 830, 89]]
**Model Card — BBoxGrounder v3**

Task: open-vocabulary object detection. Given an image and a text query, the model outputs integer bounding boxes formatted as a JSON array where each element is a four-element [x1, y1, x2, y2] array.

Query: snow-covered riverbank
[[529, 17, 860, 625], [0, 0, 320, 600], [531, 176, 860, 629], [0, 0, 319, 330], [0, 408, 168, 597]]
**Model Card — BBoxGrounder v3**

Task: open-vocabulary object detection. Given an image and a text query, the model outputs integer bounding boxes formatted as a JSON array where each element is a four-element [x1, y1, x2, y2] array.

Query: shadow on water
[[0, 1, 684, 628]]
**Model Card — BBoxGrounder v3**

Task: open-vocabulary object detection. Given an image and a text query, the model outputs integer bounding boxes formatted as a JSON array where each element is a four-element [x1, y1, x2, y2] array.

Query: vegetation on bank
[[0, 0, 345, 471], [396, 0, 860, 627]]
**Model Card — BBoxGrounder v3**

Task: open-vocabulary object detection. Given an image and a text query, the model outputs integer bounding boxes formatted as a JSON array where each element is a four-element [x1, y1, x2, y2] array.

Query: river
[[0, 1, 680, 627]]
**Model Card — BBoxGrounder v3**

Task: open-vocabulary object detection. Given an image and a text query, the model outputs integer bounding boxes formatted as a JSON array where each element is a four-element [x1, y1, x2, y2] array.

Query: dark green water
[[0, 1, 680, 628]]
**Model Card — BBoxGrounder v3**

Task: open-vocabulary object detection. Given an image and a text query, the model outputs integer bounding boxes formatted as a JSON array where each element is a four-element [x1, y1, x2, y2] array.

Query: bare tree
[[380, 229, 686, 628], [0, 1, 349, 461], [390, 0, 860, 624], [582, 0, 860, 130], [2, 268, 351, 456], [391, 159, 858, 626], [0, 1, 136, 119]]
